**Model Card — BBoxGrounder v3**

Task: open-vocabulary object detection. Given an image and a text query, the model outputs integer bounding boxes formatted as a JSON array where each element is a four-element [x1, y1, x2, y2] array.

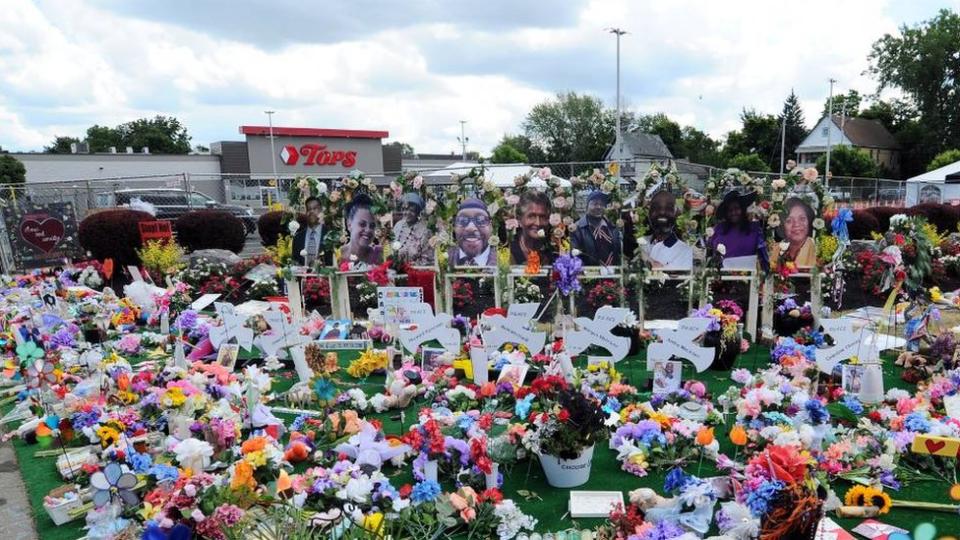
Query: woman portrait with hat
[[708, 188, 768, 270], [571, 190, 622, 266], [392, 192, 434, 266]]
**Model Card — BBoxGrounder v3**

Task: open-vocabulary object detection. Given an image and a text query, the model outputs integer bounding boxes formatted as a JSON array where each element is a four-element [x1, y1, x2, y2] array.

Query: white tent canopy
[[423, 162, 572, 188], [905, 159, 960, 206]]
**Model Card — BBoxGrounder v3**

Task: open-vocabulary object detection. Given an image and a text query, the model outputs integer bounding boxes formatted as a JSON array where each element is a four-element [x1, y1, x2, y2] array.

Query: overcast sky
[[1, 0, 957, 155]]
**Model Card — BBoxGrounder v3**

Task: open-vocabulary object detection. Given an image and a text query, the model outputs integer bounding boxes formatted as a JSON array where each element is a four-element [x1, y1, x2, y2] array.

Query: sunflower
[[844, 485, 870, 506], [845, 485, 892, 514]]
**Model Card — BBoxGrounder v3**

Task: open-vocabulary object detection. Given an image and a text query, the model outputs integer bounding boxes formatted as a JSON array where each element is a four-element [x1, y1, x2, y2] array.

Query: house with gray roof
[[795, 115, 901, 176]]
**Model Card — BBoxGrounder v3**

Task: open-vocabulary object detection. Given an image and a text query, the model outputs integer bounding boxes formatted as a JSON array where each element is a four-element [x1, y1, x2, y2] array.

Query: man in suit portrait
[[449, 198, 497, 267], [292, 196, 332, 267]]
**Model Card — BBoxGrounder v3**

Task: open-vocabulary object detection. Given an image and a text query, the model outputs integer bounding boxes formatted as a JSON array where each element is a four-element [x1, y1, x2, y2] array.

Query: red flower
[[479, 488, 503, 504], [763, 444, 809, 484], [399, 484, 413, 498], [558, 409, 570, 422]]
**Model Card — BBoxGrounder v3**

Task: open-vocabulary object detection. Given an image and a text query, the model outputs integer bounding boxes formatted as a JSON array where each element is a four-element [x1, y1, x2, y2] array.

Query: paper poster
[[190, 293, 221, 311], [378, 287, 424, 326]]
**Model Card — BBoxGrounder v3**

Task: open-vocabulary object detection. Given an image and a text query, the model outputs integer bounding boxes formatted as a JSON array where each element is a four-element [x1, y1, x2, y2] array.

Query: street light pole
[[457, 120, 469, 160], [265, 110, 278, 181], [825, 79, 835, 186], [608, 28, 627, 162]]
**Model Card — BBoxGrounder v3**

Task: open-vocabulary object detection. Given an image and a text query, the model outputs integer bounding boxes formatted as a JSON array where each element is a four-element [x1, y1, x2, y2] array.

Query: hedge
[[258, 211, 307, 248], [174, 210, 246, 253], [848, 209, 881, 240], [78, 209, 155, 266]]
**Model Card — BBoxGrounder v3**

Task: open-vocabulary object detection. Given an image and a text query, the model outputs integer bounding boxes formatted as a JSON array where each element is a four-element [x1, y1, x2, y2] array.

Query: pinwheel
[[90, 462, 139, 507]]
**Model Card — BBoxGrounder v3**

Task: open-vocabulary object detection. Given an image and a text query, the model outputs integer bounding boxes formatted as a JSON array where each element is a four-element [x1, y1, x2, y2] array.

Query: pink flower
[[537, 167, 552, 180], [505, 218, 519, 231], [412, 175, 424, 189], [802, 167, 819, 182], [548, 213, 561, 227]]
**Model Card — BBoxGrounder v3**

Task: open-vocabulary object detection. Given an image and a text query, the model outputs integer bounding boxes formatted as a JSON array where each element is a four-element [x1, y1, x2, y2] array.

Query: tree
[[497, 134, 546, 163], [193, 144, 210, 153], [86, 124, 120, 153], [489, 141, 527, 163], [680, 126, 722, 166], [523, 92, 619, 162], [868, 9, 960, 172], [822, 89, 863, 118], [114, 116, 192, 154], [636, 113, 685, 157], [726, 153, 770, 172], [0, 155, 26, 184], [44, 136, 81, 153], [927, 148, 960, 171], [384, 141, 415, 157], [815, 145, 878, 177], [779, 90, 808, 167], [721, 109, 781, 171]]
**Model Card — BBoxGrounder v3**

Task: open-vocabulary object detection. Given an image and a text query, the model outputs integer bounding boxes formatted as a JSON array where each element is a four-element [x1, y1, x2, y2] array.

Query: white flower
[[716, 243, 727, 256], [300, 249, 307, 257], [771, 178, 787, 190], [706, 227, 715, 238], [536, 229, 545, 238], [571, 248, 582, 257], [768, 215, 781, 228], [340, 476, 374, 503], [391, 241, 401, 251], [350, 254, 358, 262], [779, 241, 789, 252], [813, 218, 825, 230], [288, 220, 301, 234], [638, 237, 649, 246], [890, 214, 908, 228], [316, 182, 328, 194]]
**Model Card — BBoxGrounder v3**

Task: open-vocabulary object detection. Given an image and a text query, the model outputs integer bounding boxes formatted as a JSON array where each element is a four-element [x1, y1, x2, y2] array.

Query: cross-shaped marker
[[647, 317, 715, 373], [256, 310, 309, 358], [208, 302, 254, 351], [398, 303, 460, 355], [482, 303, 546, 355], [564, 306, 632, 363], [815, 319, 862, 373]]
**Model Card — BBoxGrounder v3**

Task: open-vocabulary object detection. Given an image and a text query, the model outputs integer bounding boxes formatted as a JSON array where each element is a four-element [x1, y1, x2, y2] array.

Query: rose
[[812, 218, 825, 230], [779, 241, 789, 252], [705, 205, 715, 217], [552, 228, 564, 239], [717, 243, 727, 256], [288, 220, 301, 234], [329, 191, 341, 202], [764, 445, 809, 483], [536, 229, 546, 238], [772, 178, 787, 190], [802, 167, 818, 182], [706, 227, 714, 238], [505, 218, 519, 231], [549, 213, 561, 227], [768, 215, 781, 228], [505, 194, 520, 206], [390, 181, 402, 198], [413, 175, 424, 189], [425, 200, 436, 215]]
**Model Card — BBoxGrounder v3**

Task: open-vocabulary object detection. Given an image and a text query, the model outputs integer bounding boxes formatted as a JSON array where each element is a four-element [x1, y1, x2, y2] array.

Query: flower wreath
[[285, 171, 393, 257], [765, 167, 836, 284], [630, 162, 699, 268], [389, 171, 443, 235], [503, 166, 577, 259]]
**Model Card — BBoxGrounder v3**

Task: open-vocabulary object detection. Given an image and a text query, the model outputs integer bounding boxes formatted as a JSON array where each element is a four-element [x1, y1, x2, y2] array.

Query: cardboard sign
[[256, 310, 309, 357], [190, 293, 221, 311], [564, 306, 631, 363], [378, 287, 424, 327], [647, 317, 715, 372], [243, 263, 277, 282], [815, 319, 861, 373], [1, 202, 81, 270], [398, 305, 460, 355], [127, 265, 145, 283], [138, 220, 173, 243], [910, 433, 960, 458], [481, 303, 546, 355], [208, 302, 254, 351]]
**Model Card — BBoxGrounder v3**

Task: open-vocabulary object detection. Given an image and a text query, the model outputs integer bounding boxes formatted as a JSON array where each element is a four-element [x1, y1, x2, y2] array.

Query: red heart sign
[[925, 439, 946, 454], [19, 216, 65, 253]]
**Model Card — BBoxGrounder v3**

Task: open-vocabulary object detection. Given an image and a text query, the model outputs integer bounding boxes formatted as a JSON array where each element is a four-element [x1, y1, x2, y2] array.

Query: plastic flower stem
[[890, 500, 960, 513]]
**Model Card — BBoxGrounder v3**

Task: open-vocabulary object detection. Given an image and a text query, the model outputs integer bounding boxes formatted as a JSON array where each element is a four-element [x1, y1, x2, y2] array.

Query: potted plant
[[773, 298, 814, 337], [691, 300, 744, 370], [524, 387, 607, 487]]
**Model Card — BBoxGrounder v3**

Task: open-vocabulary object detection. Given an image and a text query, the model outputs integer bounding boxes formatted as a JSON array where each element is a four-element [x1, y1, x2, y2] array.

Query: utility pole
[[607, 28, 627, 162], [457, 120, 469, 160], [780, 113, 787, 175], [825, 79, 836, 186], [265, 110, 278, 181]]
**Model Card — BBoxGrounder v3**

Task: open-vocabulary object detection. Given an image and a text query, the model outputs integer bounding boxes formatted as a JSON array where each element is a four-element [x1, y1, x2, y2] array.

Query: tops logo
[[279, 144, 358, 168]]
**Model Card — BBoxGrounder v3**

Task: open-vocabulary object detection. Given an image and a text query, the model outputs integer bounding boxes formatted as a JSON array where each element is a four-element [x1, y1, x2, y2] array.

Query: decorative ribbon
[[831, 207, 853, 244]]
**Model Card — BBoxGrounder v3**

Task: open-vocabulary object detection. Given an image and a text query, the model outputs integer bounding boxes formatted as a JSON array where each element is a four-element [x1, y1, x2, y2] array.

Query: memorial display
[[2, 164, 959, 540]]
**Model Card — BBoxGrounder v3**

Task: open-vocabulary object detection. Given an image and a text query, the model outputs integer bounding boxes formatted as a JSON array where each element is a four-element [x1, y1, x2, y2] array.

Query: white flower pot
[[859, 363, 884, 404], [485, 462, 499, 489], [469, 347, 488, 385], [539, 445, 595, 488], [423, 459, 438, 483]]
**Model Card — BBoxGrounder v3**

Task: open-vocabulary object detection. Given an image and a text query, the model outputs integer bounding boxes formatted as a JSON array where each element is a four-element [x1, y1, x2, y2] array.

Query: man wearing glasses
[[450, 198, 497, 267]]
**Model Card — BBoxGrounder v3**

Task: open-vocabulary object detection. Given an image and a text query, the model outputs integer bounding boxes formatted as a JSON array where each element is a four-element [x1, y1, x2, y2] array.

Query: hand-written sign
[[482, 303, 546, 355], [564, 306, 631, 363], [256, 310, 309, 357], [138, 220, 173, 243], [2, 202, 81, 270], [399, 304, 460, 355], [647, 318, 714, 372], [208, 302, 254, 351], [910, 434, 960, 458], [815, 319, 861, 373]]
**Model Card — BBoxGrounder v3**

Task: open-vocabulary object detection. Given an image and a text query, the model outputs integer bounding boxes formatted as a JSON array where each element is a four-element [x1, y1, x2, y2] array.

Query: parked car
[[108, 189, 258, 234]]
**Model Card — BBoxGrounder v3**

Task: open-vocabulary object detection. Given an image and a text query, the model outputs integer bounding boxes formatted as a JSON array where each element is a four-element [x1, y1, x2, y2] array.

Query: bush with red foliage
[[905, 203, 960, 233], [78, 209, 155, 266], [175, 210, 245, 253], [848, 210, 880, 240], [854, 250, 888, 295], [258, 211, 307, 247], [866, 206, 902, 232]]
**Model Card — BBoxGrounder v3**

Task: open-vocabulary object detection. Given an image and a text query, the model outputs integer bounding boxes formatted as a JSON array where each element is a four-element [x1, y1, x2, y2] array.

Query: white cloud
[[0, 0, 952, 159]]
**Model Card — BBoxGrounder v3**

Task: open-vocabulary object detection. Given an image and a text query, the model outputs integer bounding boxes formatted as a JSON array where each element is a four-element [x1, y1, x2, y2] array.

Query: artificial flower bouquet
[[773, 297, 814, 338], [691, 299, 747, 369], [521, 384, 608, 460]]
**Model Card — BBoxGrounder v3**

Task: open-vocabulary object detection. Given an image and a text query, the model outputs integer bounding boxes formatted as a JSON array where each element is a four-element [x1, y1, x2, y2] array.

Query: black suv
[[111, 189, 258, 235]]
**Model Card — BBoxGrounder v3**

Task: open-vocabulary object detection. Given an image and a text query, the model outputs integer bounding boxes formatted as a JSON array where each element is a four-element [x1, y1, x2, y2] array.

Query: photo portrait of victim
[[642, 188, 692, 271], [450, 198, 497, 267]]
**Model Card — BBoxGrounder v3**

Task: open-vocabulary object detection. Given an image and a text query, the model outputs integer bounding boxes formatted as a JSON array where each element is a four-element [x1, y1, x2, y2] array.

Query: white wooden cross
[[208, 302, 255, 351], [399, 303, 461, 355], [647, 317, 715, 373], [256, 310, 310, 358], [482, 303, 546, 355], [815, 319, 862, 373], [564, 306, 632, 363]]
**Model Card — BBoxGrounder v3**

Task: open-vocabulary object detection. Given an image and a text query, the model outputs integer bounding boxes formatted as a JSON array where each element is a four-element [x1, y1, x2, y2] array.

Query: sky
[[1, 0, 957, 156]]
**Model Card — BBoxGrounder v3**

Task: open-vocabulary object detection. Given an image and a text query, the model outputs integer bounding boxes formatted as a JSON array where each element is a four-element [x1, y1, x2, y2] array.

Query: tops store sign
[[241, 126, 388, 175], [2, 202, 82, 270]]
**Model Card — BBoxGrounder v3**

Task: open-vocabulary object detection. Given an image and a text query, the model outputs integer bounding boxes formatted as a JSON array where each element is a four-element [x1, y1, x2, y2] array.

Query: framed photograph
[[652, 360, 682, 395], [842, 364, 864, 394], [320, 320, 351, 340], [420, 346, 449, 371], [216, 343, 240, 371], [497, 362, 529, 388]]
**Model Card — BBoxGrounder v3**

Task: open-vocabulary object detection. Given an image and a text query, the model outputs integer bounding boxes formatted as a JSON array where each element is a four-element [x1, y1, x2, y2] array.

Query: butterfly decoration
[[89, 462, 139, 508]]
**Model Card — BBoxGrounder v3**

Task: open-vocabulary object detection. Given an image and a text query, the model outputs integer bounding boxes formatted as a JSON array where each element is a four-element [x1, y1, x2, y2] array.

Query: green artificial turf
[[7, 344, 959, 539]]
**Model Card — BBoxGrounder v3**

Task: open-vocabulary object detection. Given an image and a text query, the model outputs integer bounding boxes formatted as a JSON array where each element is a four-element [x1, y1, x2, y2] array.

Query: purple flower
[[174, 310, 198, 331], [553, 253, 583, 296]]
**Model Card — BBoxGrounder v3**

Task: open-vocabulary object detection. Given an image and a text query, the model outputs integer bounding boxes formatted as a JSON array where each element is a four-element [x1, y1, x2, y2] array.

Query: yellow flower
[[162, 387, 187, 408], [244, 450, 267, 468], [930, 286, 943, 303], [95, 426, 120, 448], [362, 512, 385, 536], [346, 349, 388, 378], [845, 486, 891, 514]]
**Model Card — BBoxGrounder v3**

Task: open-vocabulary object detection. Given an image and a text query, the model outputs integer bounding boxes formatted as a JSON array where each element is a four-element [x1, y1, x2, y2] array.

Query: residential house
[[795, 115, 901, 176]]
